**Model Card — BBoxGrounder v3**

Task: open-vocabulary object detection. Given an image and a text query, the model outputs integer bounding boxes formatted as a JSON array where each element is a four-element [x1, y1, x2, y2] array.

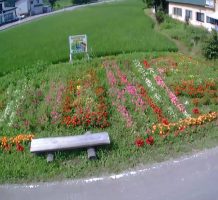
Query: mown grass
[[0, 52, 217, 184], [0, 0, 177, 75]]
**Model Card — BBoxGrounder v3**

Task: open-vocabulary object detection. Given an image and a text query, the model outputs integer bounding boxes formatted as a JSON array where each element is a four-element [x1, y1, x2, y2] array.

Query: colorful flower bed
[[0, 53, 217, 183], [0, 55, 217, 153], [152, 112, 217, 137], [103, 58, 217, 146], [171, 80, 217, 106], [0, 134, 34, 152], [62, 70, 110, 128]]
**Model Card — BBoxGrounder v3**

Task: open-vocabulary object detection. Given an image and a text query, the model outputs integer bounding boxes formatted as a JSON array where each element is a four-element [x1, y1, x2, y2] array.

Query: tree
[[203, 30, 218, 60], [144, 0, 168, 12], [49, 0, 59, 9], [72, 0, 94, 5]]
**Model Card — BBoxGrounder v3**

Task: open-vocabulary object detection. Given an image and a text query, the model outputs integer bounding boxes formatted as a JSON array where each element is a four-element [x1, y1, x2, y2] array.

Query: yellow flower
[[77, 85, 81, 90]]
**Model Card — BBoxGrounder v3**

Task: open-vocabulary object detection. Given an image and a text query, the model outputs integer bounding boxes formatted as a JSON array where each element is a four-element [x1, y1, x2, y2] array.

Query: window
[[185, 10, 192, 20], [4, 13, 14, 22], [173, 7, 182, 17], [207, 16, 218, 25], [196, 12, 204, 22]]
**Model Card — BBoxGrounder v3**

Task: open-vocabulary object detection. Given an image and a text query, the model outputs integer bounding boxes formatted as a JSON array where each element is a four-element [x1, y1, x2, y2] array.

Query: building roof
[[166, 0, 206, 7]]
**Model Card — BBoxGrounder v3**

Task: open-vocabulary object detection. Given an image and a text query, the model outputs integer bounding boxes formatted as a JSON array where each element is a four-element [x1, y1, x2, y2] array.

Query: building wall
[[0, 14, 3, 24], [16, 0, 30, 16], [30, 0, 43, 15], [30, 5, 43, 15], [169, 2, 218, 31], [215, 0, 218, 12]]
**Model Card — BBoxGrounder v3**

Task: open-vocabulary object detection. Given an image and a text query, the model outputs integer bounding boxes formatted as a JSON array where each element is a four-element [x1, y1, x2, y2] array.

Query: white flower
[[184, 101, 189, 105], [154, 93, 161, 102], [184, 111, 191, 118], [145, 78, 152, 88]]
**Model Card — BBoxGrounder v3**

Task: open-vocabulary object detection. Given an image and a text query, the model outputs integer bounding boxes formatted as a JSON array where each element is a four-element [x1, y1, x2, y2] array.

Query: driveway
[[1, 146, 218, 200]]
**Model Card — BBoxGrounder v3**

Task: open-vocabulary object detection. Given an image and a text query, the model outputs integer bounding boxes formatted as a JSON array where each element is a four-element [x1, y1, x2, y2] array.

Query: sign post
[[69, 34, 88, 63]]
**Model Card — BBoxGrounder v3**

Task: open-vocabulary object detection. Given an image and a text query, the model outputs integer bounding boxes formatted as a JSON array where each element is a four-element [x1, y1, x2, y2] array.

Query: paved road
[[0, 0, 116, 31], [1, 147, 218, 200]]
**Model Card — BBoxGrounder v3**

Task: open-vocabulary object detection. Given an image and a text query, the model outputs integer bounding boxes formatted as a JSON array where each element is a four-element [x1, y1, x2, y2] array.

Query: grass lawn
[[159, 14, 209, 55], [0, 52, 217, 183], [0, 0, 177, 76]]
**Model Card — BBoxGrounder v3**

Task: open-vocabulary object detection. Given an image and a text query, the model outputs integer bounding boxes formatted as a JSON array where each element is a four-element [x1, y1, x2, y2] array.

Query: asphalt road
[[1, 147, 218, 200]]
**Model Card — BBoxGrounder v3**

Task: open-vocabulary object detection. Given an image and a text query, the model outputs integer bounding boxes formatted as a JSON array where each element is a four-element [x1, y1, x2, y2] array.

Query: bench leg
[[85, 131, 97, 160], [47, 153, 54, 162], [87, 147, 97, 160]]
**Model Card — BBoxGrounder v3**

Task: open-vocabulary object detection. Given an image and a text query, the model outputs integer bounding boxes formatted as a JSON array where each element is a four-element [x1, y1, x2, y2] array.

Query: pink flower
[[154, 76, 165, 87], [126, 85, 137, 95], [120, 75, 128, 84]]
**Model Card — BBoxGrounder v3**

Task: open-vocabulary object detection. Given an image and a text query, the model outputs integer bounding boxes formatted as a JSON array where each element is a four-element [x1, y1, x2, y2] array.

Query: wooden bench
[[30, 131, 110, 162]]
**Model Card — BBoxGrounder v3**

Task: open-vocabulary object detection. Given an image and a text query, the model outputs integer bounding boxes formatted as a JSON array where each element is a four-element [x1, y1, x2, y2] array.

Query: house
[[0, 0, 17, 25], [16, 0, 44, 17], [166, 0, 218, 31]]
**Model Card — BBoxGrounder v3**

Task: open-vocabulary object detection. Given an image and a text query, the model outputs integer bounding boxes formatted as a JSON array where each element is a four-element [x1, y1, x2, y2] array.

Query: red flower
[[4, 144, 11, 151], [16, 143, 24, 152], [143, 60, 150, 68], [146, 136, 154, 145], [162, 118, 169, 126], [135, 138, 144, 147], [179, 126, 185, 132], [192, 108, 200, 114]]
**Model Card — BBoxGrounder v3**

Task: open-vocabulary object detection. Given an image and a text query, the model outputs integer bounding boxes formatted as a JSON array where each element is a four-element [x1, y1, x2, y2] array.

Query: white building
[[167, 0, 218, 31], [16, 0, 44, 17], [0, 0, 17, 25]]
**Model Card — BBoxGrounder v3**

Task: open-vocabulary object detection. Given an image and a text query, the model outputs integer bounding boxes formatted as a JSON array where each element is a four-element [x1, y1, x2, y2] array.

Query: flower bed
[[0, 134, 34, 152], [62, 70, 110, 128], [171, 80, 217, 106], [0, 53, 217, 183]]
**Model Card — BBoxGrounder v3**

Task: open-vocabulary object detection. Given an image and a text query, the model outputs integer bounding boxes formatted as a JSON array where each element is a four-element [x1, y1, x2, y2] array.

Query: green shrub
[[155, 10, 165, 24], [203, 30, 218, 60]]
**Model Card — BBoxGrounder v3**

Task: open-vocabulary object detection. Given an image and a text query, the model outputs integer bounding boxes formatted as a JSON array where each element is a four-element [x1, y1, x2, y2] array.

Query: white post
[[69, 53, 73, 63]]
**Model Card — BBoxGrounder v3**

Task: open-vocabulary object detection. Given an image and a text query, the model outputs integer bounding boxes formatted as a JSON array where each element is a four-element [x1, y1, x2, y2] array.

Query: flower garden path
[[1, 146, 218, 200]]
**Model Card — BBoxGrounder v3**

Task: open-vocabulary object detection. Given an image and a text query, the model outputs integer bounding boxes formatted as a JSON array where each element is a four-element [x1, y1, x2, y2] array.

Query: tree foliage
[[49, 0, 59, 8], [144, 0, 168, 12], [203, 30, 218, 60], [72, 0, 96, 5]]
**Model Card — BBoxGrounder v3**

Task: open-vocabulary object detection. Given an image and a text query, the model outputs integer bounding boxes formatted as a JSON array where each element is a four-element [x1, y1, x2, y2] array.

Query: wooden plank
[[30, 132, 110, 153]]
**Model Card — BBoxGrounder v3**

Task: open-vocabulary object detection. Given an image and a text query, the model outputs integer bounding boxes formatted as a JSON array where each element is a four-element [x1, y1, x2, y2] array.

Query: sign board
[[69, 35, 88, 62]]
